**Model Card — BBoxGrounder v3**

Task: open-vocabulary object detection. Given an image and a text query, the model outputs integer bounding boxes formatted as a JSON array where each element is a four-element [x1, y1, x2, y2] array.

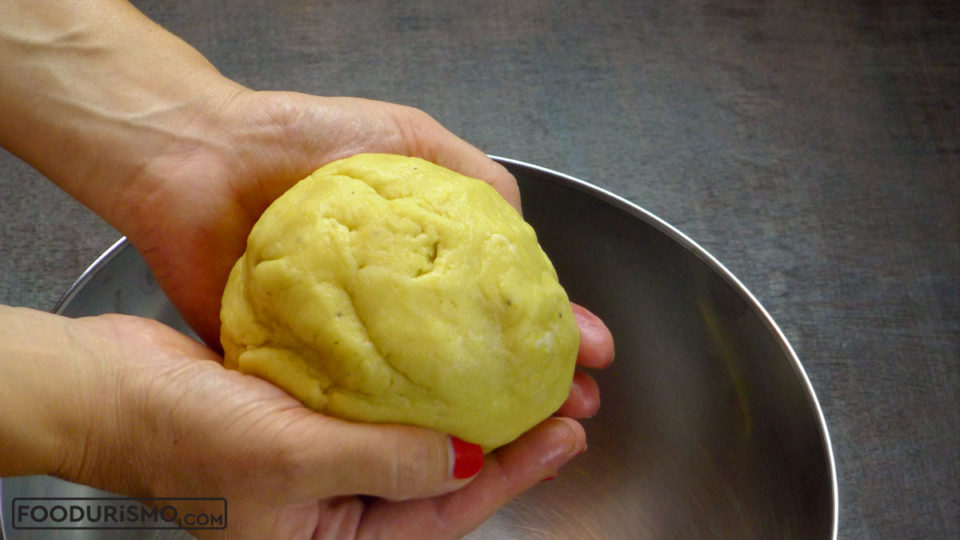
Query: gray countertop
[[1, 1, 957, 537]]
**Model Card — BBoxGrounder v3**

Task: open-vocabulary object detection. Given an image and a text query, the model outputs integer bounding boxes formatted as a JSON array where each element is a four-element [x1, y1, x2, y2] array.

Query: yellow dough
[[220, 153, 578, 450]]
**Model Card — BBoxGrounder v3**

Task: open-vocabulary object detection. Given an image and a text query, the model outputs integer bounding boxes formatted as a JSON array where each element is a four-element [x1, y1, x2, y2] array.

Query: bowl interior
[[2, 159, 836, 539]]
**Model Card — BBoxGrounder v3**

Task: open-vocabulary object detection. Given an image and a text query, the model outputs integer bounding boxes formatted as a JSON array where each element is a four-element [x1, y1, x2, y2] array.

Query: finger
[[390, 105, 522, 212], [555, 370, 600, 419], [571, 303, 615, 369], [439, 150, 521, 213], [360, 417, 586, 539], [285, 418, 484, 502]]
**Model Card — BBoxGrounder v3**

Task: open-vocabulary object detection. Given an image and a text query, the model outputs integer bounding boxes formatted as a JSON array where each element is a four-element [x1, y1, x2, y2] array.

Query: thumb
[[284, 418, 485, 502], [387, 104, 522, 213]]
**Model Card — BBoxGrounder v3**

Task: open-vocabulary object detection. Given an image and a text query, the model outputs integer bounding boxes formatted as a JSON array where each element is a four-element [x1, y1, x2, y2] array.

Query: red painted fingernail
[[450, 437, 484, 479]]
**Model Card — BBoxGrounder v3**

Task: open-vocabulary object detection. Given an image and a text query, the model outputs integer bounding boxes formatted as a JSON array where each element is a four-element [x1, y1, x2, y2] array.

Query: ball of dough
[[220, 153, 578, 450]]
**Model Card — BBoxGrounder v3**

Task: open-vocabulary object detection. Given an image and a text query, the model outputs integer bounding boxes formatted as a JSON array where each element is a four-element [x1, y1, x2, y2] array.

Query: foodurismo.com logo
[[12, 497, 226, 530]]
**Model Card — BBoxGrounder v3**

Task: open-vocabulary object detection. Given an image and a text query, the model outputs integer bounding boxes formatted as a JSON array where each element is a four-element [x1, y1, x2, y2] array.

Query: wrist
[[0, 308, 182, 498], [0, 307, 110, 479], [0, 0, 246, 231]]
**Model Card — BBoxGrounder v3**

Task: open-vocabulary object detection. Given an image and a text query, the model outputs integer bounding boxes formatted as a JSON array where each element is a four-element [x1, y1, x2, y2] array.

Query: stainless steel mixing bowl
[[1, 158, 837, 539]]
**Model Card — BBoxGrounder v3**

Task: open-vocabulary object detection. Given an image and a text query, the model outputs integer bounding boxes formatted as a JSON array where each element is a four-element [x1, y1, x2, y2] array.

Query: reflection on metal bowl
[[1, 158, 837, 539]]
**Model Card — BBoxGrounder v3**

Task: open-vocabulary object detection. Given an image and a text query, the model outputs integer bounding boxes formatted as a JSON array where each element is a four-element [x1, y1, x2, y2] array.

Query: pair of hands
[[108, 90, 614, 538], [0, 1, 614, 537]]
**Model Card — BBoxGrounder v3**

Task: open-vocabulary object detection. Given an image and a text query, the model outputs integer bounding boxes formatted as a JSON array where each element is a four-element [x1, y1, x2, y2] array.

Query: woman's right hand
[[0, 305, 587, 538]]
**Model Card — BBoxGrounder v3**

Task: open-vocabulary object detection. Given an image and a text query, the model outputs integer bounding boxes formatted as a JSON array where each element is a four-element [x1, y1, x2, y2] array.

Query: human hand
[[116, 90, 523, 347], [0, 306, 593, 538]]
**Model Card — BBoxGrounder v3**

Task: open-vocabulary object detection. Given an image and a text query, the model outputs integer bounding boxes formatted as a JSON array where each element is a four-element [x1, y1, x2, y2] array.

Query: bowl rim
[[495, 156, 839, 538]]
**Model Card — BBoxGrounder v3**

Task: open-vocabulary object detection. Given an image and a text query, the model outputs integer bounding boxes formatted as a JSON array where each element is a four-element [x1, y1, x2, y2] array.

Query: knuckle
[[381, 430, 448, 500]]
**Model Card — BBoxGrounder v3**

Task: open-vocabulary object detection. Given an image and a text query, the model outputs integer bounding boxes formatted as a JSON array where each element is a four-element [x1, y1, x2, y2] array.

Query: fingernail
[[450, 437, 484, 479]]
